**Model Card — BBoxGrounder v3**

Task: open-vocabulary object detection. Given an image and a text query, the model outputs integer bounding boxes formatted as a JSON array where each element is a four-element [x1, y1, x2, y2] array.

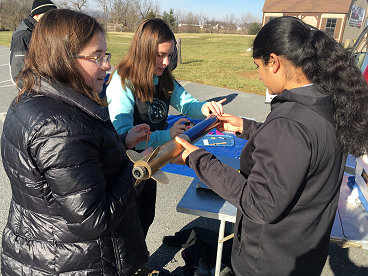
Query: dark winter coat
[[1, 80, 148, 275], [9, 15, 36, 84], [187, 85, 345, 276]]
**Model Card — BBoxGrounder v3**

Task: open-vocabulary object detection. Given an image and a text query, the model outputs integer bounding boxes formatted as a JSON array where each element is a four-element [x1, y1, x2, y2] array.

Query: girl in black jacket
[[1, 9, 154, 276], [175, 16, 368, 275]]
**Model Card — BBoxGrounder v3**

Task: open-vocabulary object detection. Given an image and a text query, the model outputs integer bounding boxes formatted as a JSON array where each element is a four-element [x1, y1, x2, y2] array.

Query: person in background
[[1, 9, 158, 276], [175, 16, 368, 276], [9, 0, 57, 85], [106, 18, 225, 237]]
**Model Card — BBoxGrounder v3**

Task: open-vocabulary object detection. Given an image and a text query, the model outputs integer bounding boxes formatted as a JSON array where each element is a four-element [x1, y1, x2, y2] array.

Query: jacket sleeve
[[10, 31, 31, 82], [29, 119, 136, 240], [170, 80, 206, 119], [187, 118, 312, 224], [237, 117, 263, 140], [106, 72, 135, 135]]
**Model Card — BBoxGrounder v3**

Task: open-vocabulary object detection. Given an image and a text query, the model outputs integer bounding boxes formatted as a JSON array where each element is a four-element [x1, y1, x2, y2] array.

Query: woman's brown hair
[[113, 18, 175, 102], [17, 9, 105, 105]]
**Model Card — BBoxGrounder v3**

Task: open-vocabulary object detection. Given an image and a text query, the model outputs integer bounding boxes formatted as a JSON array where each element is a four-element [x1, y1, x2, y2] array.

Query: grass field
[[0, 32, 11, 47], [0, 31, 266, 95], [107, 32, 266, 94]]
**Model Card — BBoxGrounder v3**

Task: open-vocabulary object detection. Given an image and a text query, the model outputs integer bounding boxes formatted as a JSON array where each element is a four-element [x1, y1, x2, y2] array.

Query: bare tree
[[109, 0, 140, 31], [96, 0, 113, 26], [240, 12, 260, 28], [223, 13, 236, 31], [70, 0, 88, 11], [136, 0, 159, 19], [173, 9, 185, 25], [197, 13, 208, 26], [53, 0, 71, 9], [111, 0, 130, 23], [94, 0, 143, 32], [183, 12, 199, 25], [0, 0, 33, 30]]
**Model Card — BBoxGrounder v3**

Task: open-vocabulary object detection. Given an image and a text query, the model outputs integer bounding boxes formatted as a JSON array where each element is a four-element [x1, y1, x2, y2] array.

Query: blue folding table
[[163, 115, 368, 276]]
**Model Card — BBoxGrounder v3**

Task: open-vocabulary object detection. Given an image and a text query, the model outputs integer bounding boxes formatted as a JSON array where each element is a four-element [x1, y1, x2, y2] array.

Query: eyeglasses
[[75, 52, 111, 66]]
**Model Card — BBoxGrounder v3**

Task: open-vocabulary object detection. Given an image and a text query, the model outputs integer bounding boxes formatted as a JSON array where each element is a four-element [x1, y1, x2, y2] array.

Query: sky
[[158, 0, 265, 21], [89, 0, 265, 22]]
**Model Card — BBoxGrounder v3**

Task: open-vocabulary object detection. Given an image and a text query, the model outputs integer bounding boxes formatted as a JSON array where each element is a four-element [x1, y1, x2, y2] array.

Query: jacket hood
[[34, 80, 110, 122], [271, 84, 334, 125], [22, 15, 37, 31]]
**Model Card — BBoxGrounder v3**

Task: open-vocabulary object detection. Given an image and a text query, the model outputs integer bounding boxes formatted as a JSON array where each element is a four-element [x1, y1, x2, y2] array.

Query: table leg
[[215, 220, 226, 276]]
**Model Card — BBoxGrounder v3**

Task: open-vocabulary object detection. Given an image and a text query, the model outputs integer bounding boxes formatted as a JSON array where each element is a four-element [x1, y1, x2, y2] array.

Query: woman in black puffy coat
[[1, 9, 152, 275]]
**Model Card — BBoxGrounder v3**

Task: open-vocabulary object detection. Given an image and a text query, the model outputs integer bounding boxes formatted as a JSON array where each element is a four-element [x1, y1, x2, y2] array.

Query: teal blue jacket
[[106, 72, 206, 150]]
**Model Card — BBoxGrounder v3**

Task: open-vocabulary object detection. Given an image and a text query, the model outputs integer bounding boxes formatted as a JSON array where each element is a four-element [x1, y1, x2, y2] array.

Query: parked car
[[351, 25, 368, 82]]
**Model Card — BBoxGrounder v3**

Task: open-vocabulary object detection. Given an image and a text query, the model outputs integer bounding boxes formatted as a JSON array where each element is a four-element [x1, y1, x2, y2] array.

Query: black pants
[[136, 178, 157, 237]]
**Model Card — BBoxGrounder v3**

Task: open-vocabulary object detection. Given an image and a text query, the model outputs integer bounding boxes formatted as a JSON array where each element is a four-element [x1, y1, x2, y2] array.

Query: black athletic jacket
[[187, 85, 345, 276], [9, 15, 36, 84]]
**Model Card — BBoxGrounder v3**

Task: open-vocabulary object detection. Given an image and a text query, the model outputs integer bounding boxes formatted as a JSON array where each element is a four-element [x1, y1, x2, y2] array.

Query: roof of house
[[263, 0, 352, 14]]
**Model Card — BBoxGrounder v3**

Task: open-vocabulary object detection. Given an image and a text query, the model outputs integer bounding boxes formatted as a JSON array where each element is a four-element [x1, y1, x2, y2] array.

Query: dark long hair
[[17, 9, 105, 105], [112, 18, 175, 102], [253, 16, 368, 156]]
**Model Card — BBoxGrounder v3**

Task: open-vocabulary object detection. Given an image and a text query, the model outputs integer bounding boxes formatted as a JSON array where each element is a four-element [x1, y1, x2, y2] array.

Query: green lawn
[[107, 32, 266, 95], [0, 31, 266, 95], [0, 31, 12, 47]]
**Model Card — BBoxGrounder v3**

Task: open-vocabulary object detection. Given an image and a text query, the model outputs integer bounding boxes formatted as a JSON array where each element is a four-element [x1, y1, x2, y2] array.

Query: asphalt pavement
[[0, 45, 368, 275]]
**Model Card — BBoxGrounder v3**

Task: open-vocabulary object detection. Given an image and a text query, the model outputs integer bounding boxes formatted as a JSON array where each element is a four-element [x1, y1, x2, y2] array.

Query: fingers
[[136, 129, 151, 142], [170, 155, 186, 165], [125, 124, 152, 149], [207, 102, 220, 116], [217, 113, 233, 122], [132, 124, 151, 136], [216, 98, 226, 114], [175, 136, 199, 152], [175, 136, 191, 148], [175, 136, 200, 162], [204, 99, 225, 117], [217, 113, 243, 133], [170, 118, 190, 138], [172, 125, 187, 136], [218, 113, 233, 117], [133, 123, 149, 131], [218, 98, 227, 104], [174, 118, 190, 125]]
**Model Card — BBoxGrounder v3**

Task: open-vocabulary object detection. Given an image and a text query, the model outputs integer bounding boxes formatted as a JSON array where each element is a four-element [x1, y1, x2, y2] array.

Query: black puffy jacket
[[1, 80, 148, 275]]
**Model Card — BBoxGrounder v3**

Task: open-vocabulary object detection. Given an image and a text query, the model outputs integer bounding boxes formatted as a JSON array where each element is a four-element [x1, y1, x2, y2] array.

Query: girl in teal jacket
[[106, 18, 224, 236]]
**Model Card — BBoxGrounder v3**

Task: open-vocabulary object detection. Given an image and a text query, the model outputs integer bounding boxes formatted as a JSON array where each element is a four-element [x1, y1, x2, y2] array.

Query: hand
[[170, 118, 190, 138], [125, 124, 151, 149], [202, 98, 226, 117], [217, 113, 243, 134], [173, 136, 200, 165]]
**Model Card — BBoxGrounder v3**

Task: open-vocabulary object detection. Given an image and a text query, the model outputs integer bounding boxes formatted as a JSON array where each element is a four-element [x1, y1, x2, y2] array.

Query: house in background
[[262, 0, 368, 47]]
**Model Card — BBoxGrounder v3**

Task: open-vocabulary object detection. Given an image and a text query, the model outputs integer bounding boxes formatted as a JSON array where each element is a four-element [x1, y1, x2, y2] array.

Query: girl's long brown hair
[[113, 18, 175, 102], [17, 9, 105, 105]]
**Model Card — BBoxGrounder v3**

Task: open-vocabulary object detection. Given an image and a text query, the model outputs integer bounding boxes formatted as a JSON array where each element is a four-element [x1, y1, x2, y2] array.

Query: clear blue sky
[[159, 0, 265, 21]]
